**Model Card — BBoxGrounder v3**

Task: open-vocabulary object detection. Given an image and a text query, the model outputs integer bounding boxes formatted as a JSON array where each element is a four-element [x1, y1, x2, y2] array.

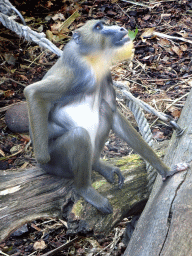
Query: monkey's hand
[[111, 167, 125, 188], [163, 162, 189, 181], [94, 162, 125, 188]]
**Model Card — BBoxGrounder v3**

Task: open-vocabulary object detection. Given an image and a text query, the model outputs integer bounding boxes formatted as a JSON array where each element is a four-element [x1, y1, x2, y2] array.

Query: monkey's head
[[72, 20, 134, 62]]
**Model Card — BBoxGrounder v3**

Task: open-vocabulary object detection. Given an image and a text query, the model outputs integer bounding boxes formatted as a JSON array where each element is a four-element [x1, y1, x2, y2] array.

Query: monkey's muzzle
[[115, 33, 130, 47]]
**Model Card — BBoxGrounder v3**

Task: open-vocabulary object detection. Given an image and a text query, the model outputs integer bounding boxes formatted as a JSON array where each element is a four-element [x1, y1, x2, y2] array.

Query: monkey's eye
[[95, 23, 102, 30]]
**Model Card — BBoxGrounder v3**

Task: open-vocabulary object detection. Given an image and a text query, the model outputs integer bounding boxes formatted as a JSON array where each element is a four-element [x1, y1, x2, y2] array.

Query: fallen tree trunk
[[0, 154, 151, 242], [124, 89, 192, 256]]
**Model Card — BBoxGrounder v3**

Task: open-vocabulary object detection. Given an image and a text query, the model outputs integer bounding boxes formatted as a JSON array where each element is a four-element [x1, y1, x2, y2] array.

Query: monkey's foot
[[163, 162, 189, 181], [94, 163, 124, 188], [103, 167, 124, 188], [76, 186, 113, 215], [111, 167, 125, 188]]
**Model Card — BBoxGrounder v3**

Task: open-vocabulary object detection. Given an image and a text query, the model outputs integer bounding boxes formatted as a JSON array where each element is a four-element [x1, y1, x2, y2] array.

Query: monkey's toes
[[112, 168, 125, 188], [77, 186, 113, 214], [98, 200, 113, 215]]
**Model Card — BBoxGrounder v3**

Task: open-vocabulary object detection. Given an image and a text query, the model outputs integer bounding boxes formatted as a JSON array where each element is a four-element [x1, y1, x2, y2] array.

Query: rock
[[5, 102, 29, 133]]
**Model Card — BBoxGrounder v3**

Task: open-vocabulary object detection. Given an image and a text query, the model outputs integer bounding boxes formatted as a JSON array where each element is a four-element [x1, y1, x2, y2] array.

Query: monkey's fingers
[[172, 162, 189, 174], [163, 162, 189, 181]]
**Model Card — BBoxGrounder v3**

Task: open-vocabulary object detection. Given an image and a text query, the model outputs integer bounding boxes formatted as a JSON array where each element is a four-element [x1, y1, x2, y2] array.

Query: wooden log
[[124, 89, 192, 256], [0, 154, 151, 242]]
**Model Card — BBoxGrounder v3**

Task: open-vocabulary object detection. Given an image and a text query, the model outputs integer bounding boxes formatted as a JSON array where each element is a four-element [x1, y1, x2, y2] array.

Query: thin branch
[[153, 31, 192, 45]]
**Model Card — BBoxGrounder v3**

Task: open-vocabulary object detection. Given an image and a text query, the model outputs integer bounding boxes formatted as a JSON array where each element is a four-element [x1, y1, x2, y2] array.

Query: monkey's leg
[[93, 101, 124, 187], [112, 111, 183, 180], [43, 127, 113, 214]]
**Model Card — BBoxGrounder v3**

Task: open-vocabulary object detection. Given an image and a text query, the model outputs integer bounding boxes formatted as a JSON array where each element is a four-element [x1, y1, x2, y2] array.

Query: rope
[[0, 12, 62, 56], [0, 0, 26, 24]]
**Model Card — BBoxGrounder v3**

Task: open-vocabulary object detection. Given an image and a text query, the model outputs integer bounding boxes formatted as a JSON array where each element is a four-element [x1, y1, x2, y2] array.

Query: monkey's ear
[[73, 31, 81, 44]]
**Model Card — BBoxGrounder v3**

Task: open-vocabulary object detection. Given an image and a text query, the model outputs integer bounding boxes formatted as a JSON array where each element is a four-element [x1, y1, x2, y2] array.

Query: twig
[[41, 237, 79, 256], [150, 92, 189, 127], [0, 147, 25, 161], [96, 228, 124, 256], [121, 0, 149, 8], [58, 10, 80, 32], [0, 105, 13, 113], [28, 50, 47, 68], [0, 250, 9, 256], [153, 31, 192, 45], [116, 3, 129, 18], [164, 92, 189, 112], [0, 77, 26, 87]]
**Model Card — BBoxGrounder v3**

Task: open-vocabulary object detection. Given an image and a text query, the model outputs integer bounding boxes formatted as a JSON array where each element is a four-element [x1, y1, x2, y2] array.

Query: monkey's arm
[[112, 110, 181, 180], [24, 76, 72, 164]]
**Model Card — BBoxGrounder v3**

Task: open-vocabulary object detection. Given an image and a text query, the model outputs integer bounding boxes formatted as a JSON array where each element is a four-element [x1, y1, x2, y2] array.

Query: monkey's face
[[73, 20, 132, 55], [93, 20, 130, 48]]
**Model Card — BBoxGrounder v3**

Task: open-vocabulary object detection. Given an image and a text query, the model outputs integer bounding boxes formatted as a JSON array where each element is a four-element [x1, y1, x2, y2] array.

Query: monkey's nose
[[120, 27, 128, 33]]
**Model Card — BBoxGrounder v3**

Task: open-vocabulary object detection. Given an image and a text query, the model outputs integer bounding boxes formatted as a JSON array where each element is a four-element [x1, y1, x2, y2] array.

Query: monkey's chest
[[54, 96, 100, 149]]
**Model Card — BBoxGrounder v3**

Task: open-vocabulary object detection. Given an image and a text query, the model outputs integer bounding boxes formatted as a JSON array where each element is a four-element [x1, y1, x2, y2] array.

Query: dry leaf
[[158, 38, 171, 48], [20, 162, 29, 169], [176, 31, 189, 38], [152, 129, 165, 140], [4, 53, 17, 65], [59, 219, 68, 228], [143, 15, 151, 21], [85, 237, 101, 249], [53, 33, 70, 42], [4, 90, 15, 98], [24, 17, 35, 22], [31, 223, 42, 232], [171, 109, 181, 119], [161, 13, 171, 19], [46, 30, 54, 41], [47, 0, 53, 8], [33, 240, 47, 250], [187, 80, 192, 87], [172, 45, 183, 57], [51, 21, 64, 34], [19, 75, 28, 81], [141, 28, 155, 42], [0, 148, 5, 157], [180, 44, 188, 51], [52, 13, 65, 21], [20, 134, 31, 142], [10, 145, 22, 154]]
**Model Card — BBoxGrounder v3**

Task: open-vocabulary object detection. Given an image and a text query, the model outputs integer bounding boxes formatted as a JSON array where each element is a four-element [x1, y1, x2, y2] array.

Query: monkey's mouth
[[115, 34, 130, 46]]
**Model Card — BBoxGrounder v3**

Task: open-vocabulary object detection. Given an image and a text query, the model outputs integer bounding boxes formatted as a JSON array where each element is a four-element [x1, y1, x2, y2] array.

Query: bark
[[124, 89, 192, 256], [0, 154, 150, 242]]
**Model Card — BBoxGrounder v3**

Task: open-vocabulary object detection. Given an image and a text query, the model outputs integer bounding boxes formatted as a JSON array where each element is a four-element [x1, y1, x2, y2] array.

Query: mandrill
[[24, 20, 185, 214]]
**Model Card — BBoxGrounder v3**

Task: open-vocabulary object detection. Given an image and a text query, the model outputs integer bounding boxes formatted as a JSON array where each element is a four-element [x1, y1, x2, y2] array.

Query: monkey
[[24, 20, 186, 214]]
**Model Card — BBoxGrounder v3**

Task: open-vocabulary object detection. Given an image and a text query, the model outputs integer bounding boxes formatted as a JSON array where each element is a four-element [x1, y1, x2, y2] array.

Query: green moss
[[92, 180, 107, 189], [72, 200, 84, 216], [115, 154, 143, 170]]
